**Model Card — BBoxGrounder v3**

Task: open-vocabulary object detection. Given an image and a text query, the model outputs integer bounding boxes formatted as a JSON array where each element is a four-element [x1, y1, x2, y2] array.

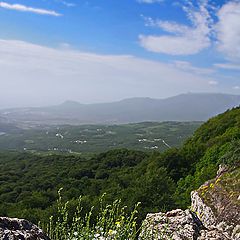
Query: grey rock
[[139, 208, 232, 240], [0, 217, 50, 240], [191, 191, 216, 228], [139, 209, 204, 240], [198, 228, 231, 240], [216, 164, 228, 178], [232, 225, 240, 240], [140, 166, 240, 240]]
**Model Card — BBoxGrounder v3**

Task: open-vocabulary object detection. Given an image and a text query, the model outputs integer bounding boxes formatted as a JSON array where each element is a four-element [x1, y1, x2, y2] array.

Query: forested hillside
[[0, 107, 239, 225]]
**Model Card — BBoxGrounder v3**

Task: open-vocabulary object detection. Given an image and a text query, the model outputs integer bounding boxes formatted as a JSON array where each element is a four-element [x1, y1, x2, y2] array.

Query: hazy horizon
[[0, 91, 240, 110]]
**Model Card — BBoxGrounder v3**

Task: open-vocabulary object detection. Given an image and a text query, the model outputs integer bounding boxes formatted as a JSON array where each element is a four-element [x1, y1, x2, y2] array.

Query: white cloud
[[59, 42, 71, 49], [0, 39, 219, 108], [172, 61, 215, 75], [214, 63, 240, 71], [208, 80, 218, 85], [139, 0, 240, 61], [233, 86, 240, 90], [60, 1, 75, 7], [216, 1, 240, 61], [137, 0, 164, 3], [139, 2, 212, 55], [153, 20, 191, 34], [54, 0, 75, 7], [0, 2, 61, 16]]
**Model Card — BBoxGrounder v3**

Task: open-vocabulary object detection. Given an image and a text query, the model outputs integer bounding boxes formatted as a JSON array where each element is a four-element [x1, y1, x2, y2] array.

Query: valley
[[0, 121, 201, 154], [0, 106, 239, 230]]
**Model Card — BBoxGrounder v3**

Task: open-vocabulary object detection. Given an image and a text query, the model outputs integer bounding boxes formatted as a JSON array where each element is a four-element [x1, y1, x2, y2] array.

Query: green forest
[[0, 106, 239, 227]]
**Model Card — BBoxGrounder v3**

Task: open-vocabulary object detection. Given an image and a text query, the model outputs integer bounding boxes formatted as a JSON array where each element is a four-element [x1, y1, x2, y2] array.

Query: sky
[[0, 0, 239, 108]]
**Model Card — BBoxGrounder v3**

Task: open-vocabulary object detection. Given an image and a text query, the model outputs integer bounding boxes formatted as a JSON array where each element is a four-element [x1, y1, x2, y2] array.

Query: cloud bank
[[216, 1, 240, 61], [0, 39, 219, 108]]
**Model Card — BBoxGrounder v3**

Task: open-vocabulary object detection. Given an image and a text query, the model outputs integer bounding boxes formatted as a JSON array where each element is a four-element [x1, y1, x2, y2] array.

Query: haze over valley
[[1, 93, 239, 126]]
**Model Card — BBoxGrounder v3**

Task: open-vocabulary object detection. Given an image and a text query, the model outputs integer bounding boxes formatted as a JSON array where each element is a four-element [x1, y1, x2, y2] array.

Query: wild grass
[[40, 189, 141, 240]]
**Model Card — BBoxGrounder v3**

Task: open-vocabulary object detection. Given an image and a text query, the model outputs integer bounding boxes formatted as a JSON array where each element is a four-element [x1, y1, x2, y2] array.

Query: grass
[[40, 189, 141, 240]]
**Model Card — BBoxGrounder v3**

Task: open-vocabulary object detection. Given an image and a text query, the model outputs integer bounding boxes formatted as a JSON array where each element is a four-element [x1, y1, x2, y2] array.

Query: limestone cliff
[[140, 166, 240, 240]]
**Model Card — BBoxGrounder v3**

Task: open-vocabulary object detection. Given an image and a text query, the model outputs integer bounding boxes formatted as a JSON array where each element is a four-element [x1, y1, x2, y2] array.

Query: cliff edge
[[140, 166, 240, 240]]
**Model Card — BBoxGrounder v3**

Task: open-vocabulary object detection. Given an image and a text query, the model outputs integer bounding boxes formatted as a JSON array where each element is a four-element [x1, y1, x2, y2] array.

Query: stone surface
[[139, 209, 204, 240], [191, 167, 240, 239], [216, 164, 228, 178], [198, 228, 231, 240], [140, 166, 240, 240], [139, 208, 232, 240], [191, 191, 216, 228], [0, 217, 50, 240]]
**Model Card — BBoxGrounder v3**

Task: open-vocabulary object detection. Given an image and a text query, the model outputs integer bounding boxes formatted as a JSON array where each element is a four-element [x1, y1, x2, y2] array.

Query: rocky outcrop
[[139, 209, 232, 240], [191, 166, 240, 240], [140, 167, 240, 240], [139, 209, 205, 240], [191, 191, 216, 228], [0, 217, 50, 240]]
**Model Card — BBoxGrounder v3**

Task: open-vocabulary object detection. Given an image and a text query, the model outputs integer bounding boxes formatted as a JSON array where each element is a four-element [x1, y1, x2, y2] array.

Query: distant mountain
[[0, 93, 240, 126]]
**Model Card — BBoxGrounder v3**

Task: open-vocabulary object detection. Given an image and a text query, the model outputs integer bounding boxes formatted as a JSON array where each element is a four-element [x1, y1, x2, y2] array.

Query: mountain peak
[[61, 100, 81, 106]]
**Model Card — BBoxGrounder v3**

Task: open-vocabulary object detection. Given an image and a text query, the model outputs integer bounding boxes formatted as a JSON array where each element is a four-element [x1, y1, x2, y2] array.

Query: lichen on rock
[[140, 166, 240, 240]]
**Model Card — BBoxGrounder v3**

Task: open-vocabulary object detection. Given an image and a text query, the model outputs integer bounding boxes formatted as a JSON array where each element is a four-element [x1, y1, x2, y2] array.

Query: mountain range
[[1, 93, 240, 126]]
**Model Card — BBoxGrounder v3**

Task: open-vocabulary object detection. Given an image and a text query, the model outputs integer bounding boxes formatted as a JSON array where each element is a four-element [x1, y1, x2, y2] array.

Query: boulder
[[139, 209, 204, 240], [0, 217, 50, 240]]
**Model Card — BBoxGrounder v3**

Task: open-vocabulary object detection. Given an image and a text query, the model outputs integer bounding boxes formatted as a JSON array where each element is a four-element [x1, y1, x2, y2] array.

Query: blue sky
[[0, 0, 239, 108]]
